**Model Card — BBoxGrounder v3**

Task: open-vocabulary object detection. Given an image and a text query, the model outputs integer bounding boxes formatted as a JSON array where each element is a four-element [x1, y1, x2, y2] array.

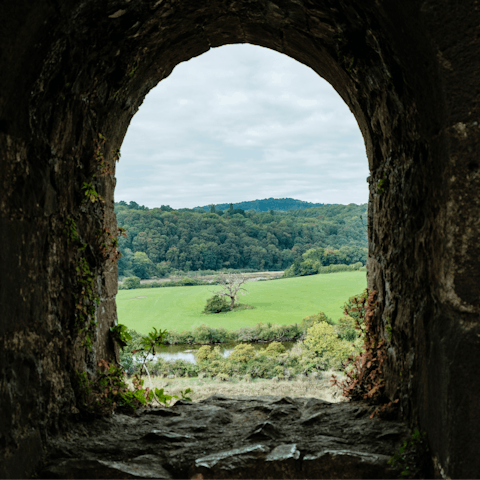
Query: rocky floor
[[40, 395, 409, 479]]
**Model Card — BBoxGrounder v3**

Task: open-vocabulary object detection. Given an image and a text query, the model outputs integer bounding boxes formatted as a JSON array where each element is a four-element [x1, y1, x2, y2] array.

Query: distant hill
[[196, 197, 336, 213], [114, 201, 367, 278]]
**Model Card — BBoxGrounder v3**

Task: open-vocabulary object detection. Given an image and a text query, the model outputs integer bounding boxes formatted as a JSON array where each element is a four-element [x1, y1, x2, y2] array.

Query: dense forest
[[115, 200, 368, 279], [195, 197, 336, 213], [283, 246, 366, 277]]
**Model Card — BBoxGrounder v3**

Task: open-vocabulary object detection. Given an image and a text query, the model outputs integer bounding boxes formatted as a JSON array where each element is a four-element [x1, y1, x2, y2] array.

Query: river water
[[151, 341, 296, 364]]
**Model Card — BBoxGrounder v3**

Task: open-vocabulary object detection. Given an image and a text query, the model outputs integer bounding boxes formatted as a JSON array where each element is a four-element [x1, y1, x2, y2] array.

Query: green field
[[116, 271, 367, 334]]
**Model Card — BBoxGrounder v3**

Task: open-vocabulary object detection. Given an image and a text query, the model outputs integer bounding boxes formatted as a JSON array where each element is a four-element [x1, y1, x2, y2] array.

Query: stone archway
[[1, 1, 479, 477]]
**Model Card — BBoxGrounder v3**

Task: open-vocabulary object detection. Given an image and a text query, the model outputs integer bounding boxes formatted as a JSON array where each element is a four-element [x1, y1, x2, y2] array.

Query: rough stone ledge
[[39, 395, 408, 479]]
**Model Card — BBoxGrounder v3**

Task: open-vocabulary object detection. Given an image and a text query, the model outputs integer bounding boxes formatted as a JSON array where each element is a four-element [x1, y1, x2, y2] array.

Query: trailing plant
[[331, 289, 397, 416], [78, 325, 194, 416], [66, 134, 124, 349], [110, 324, 132, 350], [75, 359, 154, 416], [385, 316, 393, 341], [377, 177, 386, 195], [388, 429, 430, 478], [82, 182, 104, 204], [64, 218, 99, 349], [128, 62, 139, 78], [94, 132, 121, 175], [99, 226, 126, 264], [76, 360, 191, 415]]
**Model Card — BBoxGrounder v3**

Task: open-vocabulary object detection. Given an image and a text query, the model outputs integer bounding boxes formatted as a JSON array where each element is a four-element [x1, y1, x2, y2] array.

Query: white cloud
[[115, 44, 369, 208]]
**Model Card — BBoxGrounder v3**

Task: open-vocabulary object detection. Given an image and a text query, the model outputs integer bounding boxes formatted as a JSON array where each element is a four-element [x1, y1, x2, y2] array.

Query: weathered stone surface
[[1, 0, 480, 477], [39, 395, 407, 479]]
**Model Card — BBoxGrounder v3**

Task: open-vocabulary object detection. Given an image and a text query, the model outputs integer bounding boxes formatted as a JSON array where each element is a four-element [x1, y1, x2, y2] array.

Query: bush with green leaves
[[166, 330, 196, 344], [229, 344, 256, 363], [146, 359, 169, 377], [301, 311, 334, 332], [75, 359, 186, 417], [165, 321, 303, 345], [265, 342, 286, 356], [196, 345, 213, 362], [123, 276, 141, 289], [335, 315, 358, 342], [169, 359, 199, 377], [203, 294, 231, 314], [191, 324, 235, 344], [304, 321, 355, 369]]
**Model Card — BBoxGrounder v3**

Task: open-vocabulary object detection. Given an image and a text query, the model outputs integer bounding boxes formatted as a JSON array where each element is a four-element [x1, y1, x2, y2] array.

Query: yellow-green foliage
[[196, 345, 212, 362], [304, 321, 355, 369], [301, 311, 332, 332], [196, 345, 223, 362], [229, 344, 256, 363], [209, 345, 223, 361], [265, 342, 286, 356], [335, 315, 358, 342]]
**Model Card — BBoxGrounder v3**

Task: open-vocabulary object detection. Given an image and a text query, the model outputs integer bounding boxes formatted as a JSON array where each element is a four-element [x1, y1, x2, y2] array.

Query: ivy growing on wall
[[64, 218, 99, 349], [332, 289, 399, 418], [64, 133, 123, 349]]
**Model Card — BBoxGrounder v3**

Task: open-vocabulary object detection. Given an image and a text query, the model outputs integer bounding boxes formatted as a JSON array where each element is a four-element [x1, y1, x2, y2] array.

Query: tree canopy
[[115, 201, 368, 278]]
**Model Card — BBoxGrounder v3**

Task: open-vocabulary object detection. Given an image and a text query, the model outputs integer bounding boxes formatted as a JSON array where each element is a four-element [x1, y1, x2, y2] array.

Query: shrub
[[229, 344, 256, 363], [196, 345, 212, 362], [265, 342, 286, 356], [335, 315, 358, 342], [169, 359, 199, 377], [252, 323, 276, 341], [273, 322, 303, 341], [162, 321, 304, 345], [236, 327, 255, 342], [123, 276, 141, 289], [167, 330, 195, 344], [192, 324, 217, 344], [203, 295, 230, 314], [198, 358, 225, 376], [301, 312, 334, 333], [191, 324, 235, 344], [215, 327, 236, 343], [149, 359, 171, 377], [304, 321, 353, 370], [208, 345, 224, 361]]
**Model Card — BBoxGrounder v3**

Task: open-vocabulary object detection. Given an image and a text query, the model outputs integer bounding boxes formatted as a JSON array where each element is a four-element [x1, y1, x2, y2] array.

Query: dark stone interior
[[1, 0, 479, 478], [41, 395, 410, 479]]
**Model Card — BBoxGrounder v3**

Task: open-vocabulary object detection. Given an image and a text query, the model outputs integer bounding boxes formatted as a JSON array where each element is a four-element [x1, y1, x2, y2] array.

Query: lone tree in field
[[212, 273, 249, 310]]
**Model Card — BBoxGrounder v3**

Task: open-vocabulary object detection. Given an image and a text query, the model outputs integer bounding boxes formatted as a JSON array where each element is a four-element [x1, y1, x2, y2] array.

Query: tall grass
[[128, 370, 346, 404]]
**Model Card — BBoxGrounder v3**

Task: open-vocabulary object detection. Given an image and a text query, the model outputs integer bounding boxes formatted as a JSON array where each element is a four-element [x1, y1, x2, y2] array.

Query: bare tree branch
[[210, 273, 249, 310]]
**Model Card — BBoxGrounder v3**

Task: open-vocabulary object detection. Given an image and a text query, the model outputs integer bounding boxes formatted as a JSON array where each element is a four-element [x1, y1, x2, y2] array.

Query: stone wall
[[1, 0, 479, 477]]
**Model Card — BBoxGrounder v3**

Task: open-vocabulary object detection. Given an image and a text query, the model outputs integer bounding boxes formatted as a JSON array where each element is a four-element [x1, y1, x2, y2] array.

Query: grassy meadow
[[129, 369, 346, 404], [116, 271, 366, 334]]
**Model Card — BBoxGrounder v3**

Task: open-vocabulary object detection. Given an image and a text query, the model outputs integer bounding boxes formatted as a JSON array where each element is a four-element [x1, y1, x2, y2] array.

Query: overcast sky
[[115, 44, 369, 209]]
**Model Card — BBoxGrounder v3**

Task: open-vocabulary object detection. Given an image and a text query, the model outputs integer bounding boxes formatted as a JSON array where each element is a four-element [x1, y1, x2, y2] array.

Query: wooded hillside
[[115, 201, 368, 278], [195, 197, 336, 212]]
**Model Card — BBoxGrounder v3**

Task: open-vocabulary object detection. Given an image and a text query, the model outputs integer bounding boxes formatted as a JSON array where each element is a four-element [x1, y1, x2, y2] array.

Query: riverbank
[[152, 341, 296, 363], [119, 270, 284, 286]]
